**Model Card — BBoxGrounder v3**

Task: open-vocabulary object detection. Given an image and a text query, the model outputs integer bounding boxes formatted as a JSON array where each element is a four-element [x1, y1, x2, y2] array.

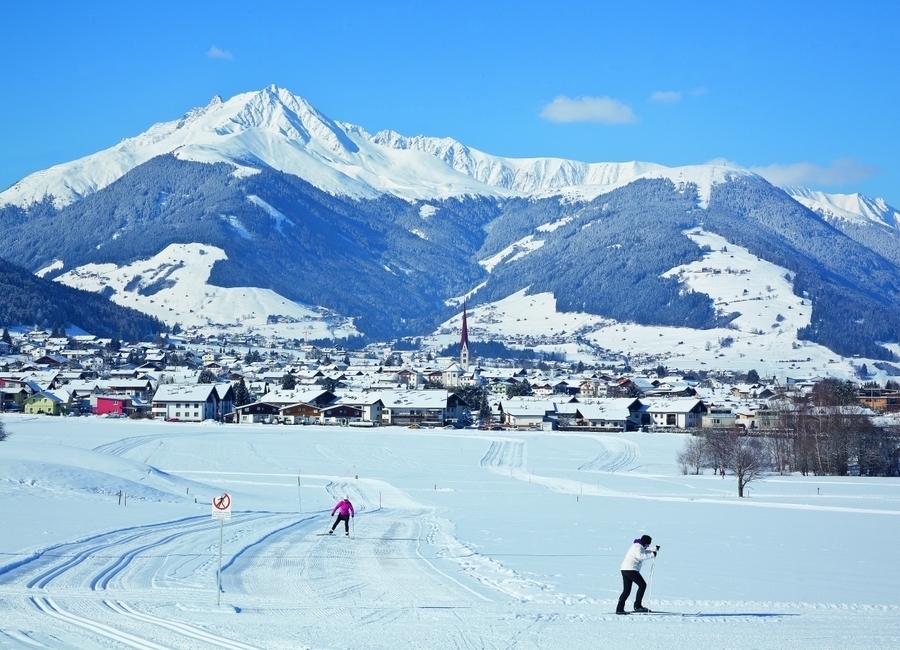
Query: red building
[[95, 396, 132, 416]]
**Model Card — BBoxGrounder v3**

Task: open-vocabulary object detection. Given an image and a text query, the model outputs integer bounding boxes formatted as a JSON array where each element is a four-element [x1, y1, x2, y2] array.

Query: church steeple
[[460, 300, 470, 371]]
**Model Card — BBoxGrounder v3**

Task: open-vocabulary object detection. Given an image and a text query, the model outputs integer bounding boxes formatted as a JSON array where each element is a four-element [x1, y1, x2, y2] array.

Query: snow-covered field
[[2, 415, 899, 649]]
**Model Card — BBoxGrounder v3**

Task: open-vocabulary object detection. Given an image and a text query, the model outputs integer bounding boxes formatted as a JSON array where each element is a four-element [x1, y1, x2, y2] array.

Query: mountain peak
[[2, 85, 886, 220]]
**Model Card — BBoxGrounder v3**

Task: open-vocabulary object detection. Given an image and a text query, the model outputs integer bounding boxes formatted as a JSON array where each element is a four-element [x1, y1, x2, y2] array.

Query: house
[[335, 393, 384, 424], [499, 398, 563, 429], [151, 383, 235, 422], [103, 378, 155, 401], [320, 403, 364, 425], [279, 402, 323, 425], [95, 395, 132, 417], [24, 389, 71, 416], [858, 389, 900, 413], [643, 398, 707, 429], [702, 406, 738, 429], [573, 398, 644, 431], [377, 390, 467, 427], [234, 401, 281, 424]]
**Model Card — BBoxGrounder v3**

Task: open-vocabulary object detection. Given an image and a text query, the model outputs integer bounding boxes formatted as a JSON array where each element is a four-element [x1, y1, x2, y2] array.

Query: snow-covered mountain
[[1, 85, 752, 210], [4, 85, 900, 371], [785, 186, 900, 229]]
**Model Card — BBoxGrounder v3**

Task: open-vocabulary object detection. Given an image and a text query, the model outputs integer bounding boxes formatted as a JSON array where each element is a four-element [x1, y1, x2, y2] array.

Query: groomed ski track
[[3, 420, 900, 648]]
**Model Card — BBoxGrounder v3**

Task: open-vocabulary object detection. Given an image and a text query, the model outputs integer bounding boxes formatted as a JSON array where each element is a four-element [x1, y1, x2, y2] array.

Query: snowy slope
[[785, 186, 900, 228], [2, 416, 900, 649], [430, 229, 870, 382], [53, 243, 358, 338], [1, 85, 751, 210]]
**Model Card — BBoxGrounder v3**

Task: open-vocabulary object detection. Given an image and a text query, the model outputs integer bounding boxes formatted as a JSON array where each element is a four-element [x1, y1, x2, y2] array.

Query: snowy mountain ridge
[[785, 186, 900, 229], [0, 85, 783, 212]]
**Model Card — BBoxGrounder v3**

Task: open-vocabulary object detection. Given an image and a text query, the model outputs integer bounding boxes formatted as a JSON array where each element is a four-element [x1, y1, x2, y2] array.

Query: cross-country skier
[[329, 496, 355, 536], [616, 534, 659, 614]]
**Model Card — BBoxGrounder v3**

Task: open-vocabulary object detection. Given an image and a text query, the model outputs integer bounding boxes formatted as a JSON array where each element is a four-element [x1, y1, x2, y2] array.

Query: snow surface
[[0, 86, 753, 211], [2, 414, 899, 649], [52, 243, 358, 339]]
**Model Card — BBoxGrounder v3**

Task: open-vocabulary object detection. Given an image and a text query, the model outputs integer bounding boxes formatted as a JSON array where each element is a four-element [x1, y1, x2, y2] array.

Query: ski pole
[[325, 514, 335, 534], [646, 554, 657, 604]]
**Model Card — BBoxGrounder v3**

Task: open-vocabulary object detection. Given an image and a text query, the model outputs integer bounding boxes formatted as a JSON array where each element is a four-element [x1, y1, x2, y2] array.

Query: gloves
[[655, 545, 660, 551]]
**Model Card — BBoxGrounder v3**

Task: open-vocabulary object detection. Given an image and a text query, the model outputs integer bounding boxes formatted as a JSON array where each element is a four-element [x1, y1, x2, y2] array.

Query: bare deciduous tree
[[730, 435, 768, 497], [689, 428, 769, 497], [676, 435, 707, 475]]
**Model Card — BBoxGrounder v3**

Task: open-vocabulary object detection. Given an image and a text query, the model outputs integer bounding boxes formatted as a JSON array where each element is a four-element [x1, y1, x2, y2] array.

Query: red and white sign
[[212, 492, 232, 519]]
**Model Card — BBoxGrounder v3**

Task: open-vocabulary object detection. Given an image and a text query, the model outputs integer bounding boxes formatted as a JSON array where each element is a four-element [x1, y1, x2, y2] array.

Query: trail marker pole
[[297, 470, 302, 513], [217, 518, 224, 606], [211, 492, 232, 606]]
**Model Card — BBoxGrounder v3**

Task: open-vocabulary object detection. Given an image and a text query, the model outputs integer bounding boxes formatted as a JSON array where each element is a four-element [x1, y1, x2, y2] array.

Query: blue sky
[[2, 1, 898, 205]]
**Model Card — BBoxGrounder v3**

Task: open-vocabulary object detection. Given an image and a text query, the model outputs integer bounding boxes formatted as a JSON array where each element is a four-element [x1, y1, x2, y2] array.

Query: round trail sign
[[212, 492, 232, 518]]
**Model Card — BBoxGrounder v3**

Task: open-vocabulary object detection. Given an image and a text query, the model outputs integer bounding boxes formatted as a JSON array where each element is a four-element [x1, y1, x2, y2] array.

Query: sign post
[[211, 492, 232, 605]]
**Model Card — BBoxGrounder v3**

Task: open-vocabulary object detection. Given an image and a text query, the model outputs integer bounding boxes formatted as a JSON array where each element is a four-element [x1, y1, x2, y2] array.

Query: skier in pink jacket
[[329, 496, 355, 536]]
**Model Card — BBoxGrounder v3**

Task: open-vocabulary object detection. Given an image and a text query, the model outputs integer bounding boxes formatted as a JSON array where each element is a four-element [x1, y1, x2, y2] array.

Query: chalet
[[279, 402, 322, 424], [234, 401, 281, 424], [34, 354, 70, 368], [151, 383, 234, 422], [397, 368, 419, 387], [320, 403, 364, 425], [858, 389, 900, 413]]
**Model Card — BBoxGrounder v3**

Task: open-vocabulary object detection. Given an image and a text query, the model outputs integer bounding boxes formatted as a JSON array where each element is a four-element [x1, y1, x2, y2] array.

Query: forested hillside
[[0, 258, 165, 341]]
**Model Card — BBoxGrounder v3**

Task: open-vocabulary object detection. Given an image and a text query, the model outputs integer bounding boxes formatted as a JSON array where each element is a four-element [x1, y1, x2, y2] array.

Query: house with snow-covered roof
[[573, 398, 644, 431], [642, 398, 707, 429], [151, 383, 234, 422], [375, 389, 466, 427]]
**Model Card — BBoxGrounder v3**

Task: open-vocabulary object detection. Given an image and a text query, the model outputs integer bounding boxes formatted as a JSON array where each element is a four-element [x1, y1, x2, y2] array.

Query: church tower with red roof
[[460, 301, 470, 371]]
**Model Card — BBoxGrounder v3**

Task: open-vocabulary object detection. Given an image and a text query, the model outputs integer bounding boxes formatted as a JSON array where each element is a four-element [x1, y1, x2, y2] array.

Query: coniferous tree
[[233, 378, 252, 407], [281, 373, 297, 390]]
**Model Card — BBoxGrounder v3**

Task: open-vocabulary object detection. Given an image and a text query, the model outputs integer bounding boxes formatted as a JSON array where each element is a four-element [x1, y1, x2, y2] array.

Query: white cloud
[[650, 90, 681, 103], [539, 95, 636, 124], [750, 158, 878, 187], [207, 46, 233, 60]]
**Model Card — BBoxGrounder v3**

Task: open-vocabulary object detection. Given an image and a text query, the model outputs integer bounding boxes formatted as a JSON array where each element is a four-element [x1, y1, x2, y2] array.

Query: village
[[3, 319, 900, 445]]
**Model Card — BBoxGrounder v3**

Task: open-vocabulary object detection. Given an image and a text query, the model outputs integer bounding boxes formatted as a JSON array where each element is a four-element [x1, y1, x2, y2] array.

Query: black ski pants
[[331, 514, 350, 533], [617, 570, 647, 611]]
